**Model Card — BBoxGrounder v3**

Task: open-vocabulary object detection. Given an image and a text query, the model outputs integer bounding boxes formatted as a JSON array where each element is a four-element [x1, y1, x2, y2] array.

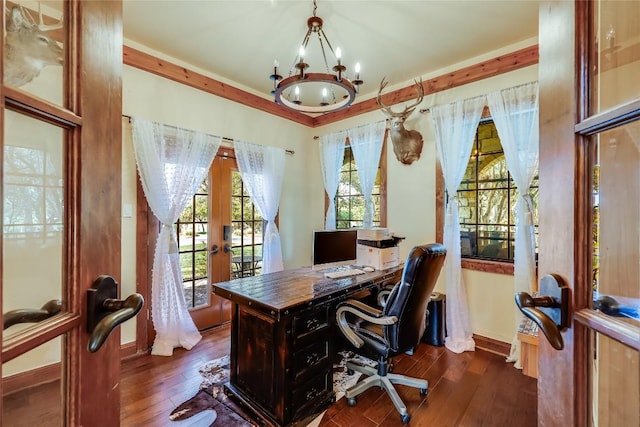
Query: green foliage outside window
[[335, 146, 381, 229], [458, 120, 539, 261]]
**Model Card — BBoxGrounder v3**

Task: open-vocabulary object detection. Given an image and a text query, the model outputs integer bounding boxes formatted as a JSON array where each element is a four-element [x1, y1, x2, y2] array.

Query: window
[[334, 145, 386, 229], [457, 120, 539, 262]]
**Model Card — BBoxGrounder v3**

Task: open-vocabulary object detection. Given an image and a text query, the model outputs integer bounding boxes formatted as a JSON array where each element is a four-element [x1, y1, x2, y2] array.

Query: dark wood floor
[[121, 324, 537, 427]]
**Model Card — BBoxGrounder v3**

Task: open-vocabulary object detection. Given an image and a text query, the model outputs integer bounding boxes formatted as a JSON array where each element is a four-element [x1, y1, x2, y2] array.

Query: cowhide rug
[[169, 352, 376, 426]]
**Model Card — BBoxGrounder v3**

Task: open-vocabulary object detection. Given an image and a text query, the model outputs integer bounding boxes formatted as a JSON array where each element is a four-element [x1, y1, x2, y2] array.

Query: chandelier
[[269, 0, 363, 114]]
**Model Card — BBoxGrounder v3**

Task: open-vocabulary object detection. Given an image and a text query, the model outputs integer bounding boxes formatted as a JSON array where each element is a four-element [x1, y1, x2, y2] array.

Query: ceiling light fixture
[[269, 0, 363, 114]]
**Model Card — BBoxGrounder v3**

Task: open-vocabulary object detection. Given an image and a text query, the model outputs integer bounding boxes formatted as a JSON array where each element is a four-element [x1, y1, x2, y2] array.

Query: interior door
[[538, 1, 640, 425], [1, 1, 125, 425]]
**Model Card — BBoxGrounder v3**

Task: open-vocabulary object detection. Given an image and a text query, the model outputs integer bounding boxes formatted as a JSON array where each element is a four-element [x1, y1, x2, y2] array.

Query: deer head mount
[[4, 5, 63, 87], [376, 77, 424, 165]]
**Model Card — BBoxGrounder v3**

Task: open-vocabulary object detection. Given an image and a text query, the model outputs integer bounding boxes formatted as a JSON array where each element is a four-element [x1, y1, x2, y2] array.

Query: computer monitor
[[311, 229, 358, 270]]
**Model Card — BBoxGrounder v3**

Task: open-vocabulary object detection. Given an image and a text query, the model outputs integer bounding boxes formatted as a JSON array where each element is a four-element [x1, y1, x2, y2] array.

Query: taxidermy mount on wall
[[376, 77, 424, 165]]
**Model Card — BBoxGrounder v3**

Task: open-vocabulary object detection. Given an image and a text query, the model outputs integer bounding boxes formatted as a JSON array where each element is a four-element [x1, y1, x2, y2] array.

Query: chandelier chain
[[315, 32, 338, 103], [312, 0, 317, 17]]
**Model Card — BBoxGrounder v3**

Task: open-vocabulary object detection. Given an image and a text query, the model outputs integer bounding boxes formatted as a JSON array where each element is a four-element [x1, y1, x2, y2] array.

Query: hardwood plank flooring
[[120, 324, 537, 427]]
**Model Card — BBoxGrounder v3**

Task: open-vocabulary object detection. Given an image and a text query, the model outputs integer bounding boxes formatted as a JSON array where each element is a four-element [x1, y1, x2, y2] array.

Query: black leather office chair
[[336, 243, 446, 424]]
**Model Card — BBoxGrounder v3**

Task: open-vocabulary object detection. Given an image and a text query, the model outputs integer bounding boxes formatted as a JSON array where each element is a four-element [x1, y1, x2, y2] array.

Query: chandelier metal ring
[[274, 73, 356, 114]]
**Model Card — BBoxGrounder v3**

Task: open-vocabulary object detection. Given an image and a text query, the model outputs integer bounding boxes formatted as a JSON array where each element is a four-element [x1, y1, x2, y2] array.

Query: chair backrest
[[383, 243, 446, 353]]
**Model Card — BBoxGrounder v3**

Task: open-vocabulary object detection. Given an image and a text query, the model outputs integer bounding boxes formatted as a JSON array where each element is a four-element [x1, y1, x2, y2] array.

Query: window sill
[[461, 258, 514, 275]]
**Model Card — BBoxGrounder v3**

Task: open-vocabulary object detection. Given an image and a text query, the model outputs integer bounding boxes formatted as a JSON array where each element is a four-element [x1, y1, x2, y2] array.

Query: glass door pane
[[176, 177, 209, 309], [589, 117, 640, 427], [230, 171, 262, 278], [3, 337, 64, 426], [593, 0, 640, 113], [3, 0, 66, 106], [3, 109, 65, 341]]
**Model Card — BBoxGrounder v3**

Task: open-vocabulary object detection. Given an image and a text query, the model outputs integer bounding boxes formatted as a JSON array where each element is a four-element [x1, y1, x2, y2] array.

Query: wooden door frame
[[537, 1, 584, 425], [1, 1, 123, 425]]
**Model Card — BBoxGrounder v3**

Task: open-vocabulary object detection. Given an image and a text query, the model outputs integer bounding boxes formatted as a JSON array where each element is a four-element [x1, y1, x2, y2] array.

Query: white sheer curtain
[[487, 81, 539, 368], [348, 121, 386, 228], [319, 131, 347, 230], [432, 97, 485, 354], [234, 140, 285, 274], [132, 118, 221, 356]]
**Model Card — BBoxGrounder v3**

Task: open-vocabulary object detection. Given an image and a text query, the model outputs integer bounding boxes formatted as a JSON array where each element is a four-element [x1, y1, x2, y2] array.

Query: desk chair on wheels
[[335, 243, 446, 424]]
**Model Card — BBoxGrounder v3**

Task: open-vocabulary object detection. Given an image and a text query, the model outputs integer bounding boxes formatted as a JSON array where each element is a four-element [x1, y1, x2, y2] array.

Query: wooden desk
[[212, 265, 403, 427]]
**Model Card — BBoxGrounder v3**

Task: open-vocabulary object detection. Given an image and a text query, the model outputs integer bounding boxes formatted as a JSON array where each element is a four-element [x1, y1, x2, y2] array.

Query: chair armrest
[[377, 283, 397, 307], [336, 299, 398, 348]]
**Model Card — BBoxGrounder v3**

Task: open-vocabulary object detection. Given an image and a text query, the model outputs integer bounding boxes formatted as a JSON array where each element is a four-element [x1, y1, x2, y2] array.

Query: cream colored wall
[[313, 38, 538, 344]]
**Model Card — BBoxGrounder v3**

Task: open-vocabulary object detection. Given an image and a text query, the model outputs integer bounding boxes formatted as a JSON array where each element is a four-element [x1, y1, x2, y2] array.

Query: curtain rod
[[313, 119, 387, 140], [122, 115, 294, 156], [419, 80, 538, 114]]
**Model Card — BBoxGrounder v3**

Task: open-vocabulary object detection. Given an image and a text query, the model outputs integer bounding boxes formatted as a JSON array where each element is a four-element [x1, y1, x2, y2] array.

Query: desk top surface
[[212, 265, 403, 316]]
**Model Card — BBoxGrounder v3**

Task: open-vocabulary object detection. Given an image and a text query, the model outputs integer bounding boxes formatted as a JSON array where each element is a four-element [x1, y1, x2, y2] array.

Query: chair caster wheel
[[420, 387, 427, 395], [347, 397, 357, 407], [346, 369, 354, 375], [401, 414, 411, 424]]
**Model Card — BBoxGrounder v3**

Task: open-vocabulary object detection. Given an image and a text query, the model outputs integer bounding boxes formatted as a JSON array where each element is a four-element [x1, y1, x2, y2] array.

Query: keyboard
[[324, 268, 365, 279]]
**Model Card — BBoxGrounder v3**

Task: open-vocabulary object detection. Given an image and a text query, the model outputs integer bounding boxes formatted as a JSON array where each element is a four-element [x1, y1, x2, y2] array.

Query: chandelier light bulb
[[336, 47, 342, 65], [355, 62, 361, 73], [299, 46, 305, 60], [274, 59, 279, 68], [295, 86, 300, 99]]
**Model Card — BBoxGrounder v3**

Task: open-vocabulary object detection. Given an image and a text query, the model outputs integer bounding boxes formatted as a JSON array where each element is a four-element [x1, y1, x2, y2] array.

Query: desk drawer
[[291, 368, 332, 412], [293, 306, 329, 341], [293, 340, 330, 382]]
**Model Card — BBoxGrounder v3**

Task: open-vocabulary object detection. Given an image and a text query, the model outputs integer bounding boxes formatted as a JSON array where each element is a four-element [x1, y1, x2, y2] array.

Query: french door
[[144, 147, 263, 332], [538, 1, 640, 425], [1, 1, 125, 425]]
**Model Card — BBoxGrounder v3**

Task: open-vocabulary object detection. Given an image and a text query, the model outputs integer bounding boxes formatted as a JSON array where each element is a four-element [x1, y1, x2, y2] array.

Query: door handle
[[224, 243, 231, 253], [515, 274, 569, 350], [87, 275, 144, 353], [210, 244, 219, 255], [3, 299, 62, 330]]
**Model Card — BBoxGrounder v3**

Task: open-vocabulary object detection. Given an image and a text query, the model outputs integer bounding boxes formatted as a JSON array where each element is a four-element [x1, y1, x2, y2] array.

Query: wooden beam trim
[[123, 44, 537, 129], [312, 45, 539, 127], [123, 46, 314, 127]]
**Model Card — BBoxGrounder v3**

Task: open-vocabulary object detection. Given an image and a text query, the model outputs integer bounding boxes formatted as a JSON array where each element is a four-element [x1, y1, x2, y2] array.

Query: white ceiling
[[123, 0, 539, 108]]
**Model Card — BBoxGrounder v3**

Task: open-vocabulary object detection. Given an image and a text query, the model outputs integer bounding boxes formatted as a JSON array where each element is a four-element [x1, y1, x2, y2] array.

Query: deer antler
[[11, 3, 63, 32], [402, 78, 424, 115], [376, 77, 402, 118], [376, 77, 424, 118]]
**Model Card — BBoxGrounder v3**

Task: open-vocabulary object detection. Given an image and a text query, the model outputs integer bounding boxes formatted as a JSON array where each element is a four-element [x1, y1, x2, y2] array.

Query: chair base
[[344, 360, 428, 419]]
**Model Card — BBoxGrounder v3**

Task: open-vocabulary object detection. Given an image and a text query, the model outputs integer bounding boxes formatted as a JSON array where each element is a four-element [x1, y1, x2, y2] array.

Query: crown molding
[[123, 44, 538, 129]]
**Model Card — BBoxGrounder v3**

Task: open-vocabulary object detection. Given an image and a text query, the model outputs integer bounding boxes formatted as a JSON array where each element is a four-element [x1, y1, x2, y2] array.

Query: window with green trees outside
[[458, 120, 539, 262], [335, 146, 382, 229]]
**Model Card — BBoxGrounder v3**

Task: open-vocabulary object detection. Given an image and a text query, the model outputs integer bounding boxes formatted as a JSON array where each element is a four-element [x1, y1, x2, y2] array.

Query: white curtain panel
[[487, 81, 539, 368], [234, 140, 285, 274], [348, 121, 386, 228], [132, 118, 221, 356], [319, 131, 347, 230], [432, 97, 485, 354]]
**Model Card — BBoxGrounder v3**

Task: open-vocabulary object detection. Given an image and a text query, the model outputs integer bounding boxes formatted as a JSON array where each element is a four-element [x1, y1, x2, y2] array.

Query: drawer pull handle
[[305, 387, 319, 401], [306, 352, 320, 365], [306, 318, 320, 330]]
